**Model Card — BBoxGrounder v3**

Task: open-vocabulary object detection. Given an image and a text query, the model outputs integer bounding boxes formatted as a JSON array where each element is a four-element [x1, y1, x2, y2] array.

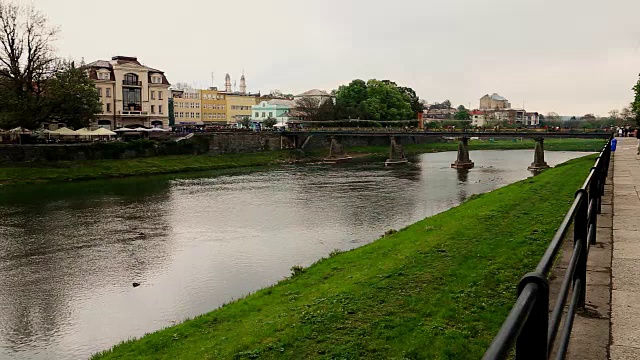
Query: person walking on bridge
[[635, 128, 640, 155]]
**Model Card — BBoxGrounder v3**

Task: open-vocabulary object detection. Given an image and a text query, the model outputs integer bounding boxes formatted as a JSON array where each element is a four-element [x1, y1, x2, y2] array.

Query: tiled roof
[[267, 99, 296, 107], [490, 93, 507, 101], [86, 60, 112, 69], [295, 89, 332, 97]]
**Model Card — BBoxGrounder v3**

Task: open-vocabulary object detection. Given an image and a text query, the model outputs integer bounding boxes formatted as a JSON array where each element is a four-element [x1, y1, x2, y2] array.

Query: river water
[[0, 150, 590, 359]]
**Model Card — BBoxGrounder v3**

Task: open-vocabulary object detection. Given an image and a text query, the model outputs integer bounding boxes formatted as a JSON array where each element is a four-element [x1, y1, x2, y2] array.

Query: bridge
[[280, 130, 611, 168]]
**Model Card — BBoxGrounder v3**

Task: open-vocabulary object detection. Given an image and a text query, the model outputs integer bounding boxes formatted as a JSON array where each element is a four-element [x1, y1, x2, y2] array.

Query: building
[[294, 89, 333, 105], [479, 93, 511, 110], [87, 56, 170, 129], [201, 88, 227, 125], [251, 99, 297, 126], [225, 93, 259, 124], [470, 110, 487, 127], [172, 89, 202, 125]]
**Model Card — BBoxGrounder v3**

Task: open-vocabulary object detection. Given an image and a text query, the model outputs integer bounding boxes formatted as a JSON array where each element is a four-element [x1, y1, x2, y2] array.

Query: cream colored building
[[172, 89, 202, 125], [87, 56, 170, 129], [479, 93, 511, 110], [225, 93, 259, 124], [201, 88, 227, 125]]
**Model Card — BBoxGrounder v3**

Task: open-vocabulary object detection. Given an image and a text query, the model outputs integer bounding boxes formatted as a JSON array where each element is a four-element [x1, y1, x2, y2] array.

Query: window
[[159, 105, 163, 114], [106, 103, 111, 112], [269, 112, 273, 117], [159, 91, 163, 100], [255, 112, 259, 117], [262, 112, 266, 117], [97, 88, 102, 97], [151, 105, 155, 114], [123, 73, 139, 86], [151, 91, 155, 100], [122, 87, 142, 110], [106, 88, 111, 98]]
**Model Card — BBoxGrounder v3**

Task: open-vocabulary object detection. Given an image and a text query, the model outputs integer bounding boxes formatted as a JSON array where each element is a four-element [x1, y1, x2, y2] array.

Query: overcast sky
[[34, 0, 640, 116]]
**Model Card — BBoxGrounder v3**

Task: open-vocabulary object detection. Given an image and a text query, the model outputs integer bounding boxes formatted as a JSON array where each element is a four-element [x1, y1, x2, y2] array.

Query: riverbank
[[0, 138, 605, 186], [92, 154, 597, 359]]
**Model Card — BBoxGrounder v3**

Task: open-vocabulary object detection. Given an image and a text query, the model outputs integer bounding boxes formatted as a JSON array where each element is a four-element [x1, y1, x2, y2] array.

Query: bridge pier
[[385, 136, 409, 166], [324, 136, 352, 163], [528, 138, 550, 171], [451, 137, 474, 169]]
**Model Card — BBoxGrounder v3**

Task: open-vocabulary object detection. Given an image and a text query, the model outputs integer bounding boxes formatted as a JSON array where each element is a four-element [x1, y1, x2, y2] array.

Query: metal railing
[[483, 139, 611, 360]]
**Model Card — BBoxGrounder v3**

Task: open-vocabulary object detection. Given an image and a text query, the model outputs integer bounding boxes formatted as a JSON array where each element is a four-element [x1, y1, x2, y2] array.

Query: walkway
[[612, 137, 640, 359]]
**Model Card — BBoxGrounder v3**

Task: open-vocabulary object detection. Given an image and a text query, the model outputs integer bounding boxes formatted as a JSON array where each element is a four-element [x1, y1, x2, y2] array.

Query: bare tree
[[609, 109, 619, 120], [172, 82, 193, 91], [295, 97, 321, 121], [0, 1, 59, 128]]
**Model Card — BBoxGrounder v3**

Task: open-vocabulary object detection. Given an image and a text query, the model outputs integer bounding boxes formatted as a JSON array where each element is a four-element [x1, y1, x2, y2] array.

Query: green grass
[[0, 138, 605, 186], [92, 153, 598, 360]]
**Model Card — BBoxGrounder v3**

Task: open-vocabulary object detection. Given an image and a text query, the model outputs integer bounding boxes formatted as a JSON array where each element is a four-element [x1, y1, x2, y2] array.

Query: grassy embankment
[[0, 138, 605, 186], [92, 154, 598, 360]]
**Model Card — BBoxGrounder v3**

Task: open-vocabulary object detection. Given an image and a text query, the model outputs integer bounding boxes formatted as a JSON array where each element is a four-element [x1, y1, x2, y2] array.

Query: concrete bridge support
[[324, 136, 352, 163], [385, 136, 409, 166], [451, 137, 474, 169], [528, 138, 550, 171]]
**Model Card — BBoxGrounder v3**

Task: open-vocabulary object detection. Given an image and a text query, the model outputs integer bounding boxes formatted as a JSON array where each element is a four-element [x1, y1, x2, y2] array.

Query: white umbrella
[[114, 128, 136, 132], [148, 128, 168, 132], [74, 128, 94, 136], [132, 127, 151, 132], [51, 127, 77, 136], [9, 127, 31, 133], [91, 128, 117, 136]]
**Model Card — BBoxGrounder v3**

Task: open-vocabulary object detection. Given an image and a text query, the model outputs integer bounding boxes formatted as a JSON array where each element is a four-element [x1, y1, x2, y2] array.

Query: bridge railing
[[482, 139, 611, 360]]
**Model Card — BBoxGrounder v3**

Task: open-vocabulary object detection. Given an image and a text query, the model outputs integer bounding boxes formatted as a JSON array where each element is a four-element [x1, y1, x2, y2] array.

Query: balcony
[[122, 80, 142, 86], [120, 110, 149, 116]]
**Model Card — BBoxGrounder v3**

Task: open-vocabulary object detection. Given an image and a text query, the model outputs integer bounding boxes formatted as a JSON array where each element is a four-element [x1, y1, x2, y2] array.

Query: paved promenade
[[611, 137, 640, 359]]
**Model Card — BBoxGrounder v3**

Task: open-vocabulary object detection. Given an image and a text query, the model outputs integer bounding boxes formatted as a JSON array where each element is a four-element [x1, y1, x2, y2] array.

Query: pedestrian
[[636, 128, 640, 155], [618, 128, 623, 137]]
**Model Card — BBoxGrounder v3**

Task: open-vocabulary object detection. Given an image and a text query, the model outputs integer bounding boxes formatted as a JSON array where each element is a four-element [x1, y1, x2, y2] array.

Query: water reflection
[[0, 150, 592, 359]]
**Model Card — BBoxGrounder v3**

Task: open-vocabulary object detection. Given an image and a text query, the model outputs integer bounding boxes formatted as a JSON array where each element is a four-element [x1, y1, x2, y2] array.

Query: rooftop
[[295, 89, 332, 97]]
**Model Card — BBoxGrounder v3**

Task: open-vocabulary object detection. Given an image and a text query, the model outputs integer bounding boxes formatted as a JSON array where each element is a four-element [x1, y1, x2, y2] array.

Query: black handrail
[[483, 139, 611, 360]]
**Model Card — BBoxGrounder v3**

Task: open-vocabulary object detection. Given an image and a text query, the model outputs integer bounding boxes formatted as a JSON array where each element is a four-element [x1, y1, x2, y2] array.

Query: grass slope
[[92, 154, 598, 360], [0, 139, 604, 186]]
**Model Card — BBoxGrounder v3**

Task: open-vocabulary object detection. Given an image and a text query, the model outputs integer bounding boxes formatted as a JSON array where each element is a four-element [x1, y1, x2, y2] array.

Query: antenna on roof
[[211, 72, 214, 88]]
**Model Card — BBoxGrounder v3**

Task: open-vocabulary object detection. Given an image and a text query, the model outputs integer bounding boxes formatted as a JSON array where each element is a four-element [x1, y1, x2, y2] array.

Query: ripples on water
[[0, 150, 591, 359]]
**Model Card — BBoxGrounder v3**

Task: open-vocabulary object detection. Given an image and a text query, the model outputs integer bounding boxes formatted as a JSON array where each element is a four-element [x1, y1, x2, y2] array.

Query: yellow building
[[172, 89, 202, 125], [201, 88, 227, 125], [225, 93, 259, 124]]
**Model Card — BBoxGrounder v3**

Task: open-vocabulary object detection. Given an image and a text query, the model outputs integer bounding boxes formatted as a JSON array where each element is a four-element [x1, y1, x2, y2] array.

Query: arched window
[[123, 73, 139, 86]]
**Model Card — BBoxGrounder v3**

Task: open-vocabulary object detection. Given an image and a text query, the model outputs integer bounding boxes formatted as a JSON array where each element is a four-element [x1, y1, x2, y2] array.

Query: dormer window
[[151, 75, 162, 84], [97, 71, 110, 80]]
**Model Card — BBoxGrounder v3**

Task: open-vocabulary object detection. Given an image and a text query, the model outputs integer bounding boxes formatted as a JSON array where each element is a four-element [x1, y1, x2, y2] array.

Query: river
[[0, 150, 590, 359]]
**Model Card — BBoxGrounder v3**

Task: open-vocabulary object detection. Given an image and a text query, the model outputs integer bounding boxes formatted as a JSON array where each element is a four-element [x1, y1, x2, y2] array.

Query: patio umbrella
[[132, 127, 151, 132], [114, 128, 136, 133], [9, 127, 31, 133], [148, 127, 168, 132], [74, 128, 94, 136], [91, 128, 117, 136], [51, 127, 77, 136]]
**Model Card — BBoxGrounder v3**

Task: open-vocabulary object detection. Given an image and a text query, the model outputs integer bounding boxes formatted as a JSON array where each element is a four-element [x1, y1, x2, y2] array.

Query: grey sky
[[35, 0, 640, 116]]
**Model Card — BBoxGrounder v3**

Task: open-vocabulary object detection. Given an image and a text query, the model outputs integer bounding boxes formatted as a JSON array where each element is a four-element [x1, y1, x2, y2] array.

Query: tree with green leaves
[[316, 98, 335, 121], [263, 117, 277, 128], [46, 62, 102, 129], [333, 79, 415, 122], [632, 74, 640, 126], [457, 105, 467, 111], [454, 109, 470, 120]]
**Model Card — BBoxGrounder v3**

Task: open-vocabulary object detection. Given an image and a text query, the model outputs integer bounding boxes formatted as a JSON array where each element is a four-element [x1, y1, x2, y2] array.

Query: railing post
[[574, 190, 588, 307], [516, 272, 549, 360]]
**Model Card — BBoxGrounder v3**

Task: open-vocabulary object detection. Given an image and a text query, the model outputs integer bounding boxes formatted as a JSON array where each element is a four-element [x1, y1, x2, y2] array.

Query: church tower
[[240, 72, 246, 94], [225, 73, 232, 92]]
